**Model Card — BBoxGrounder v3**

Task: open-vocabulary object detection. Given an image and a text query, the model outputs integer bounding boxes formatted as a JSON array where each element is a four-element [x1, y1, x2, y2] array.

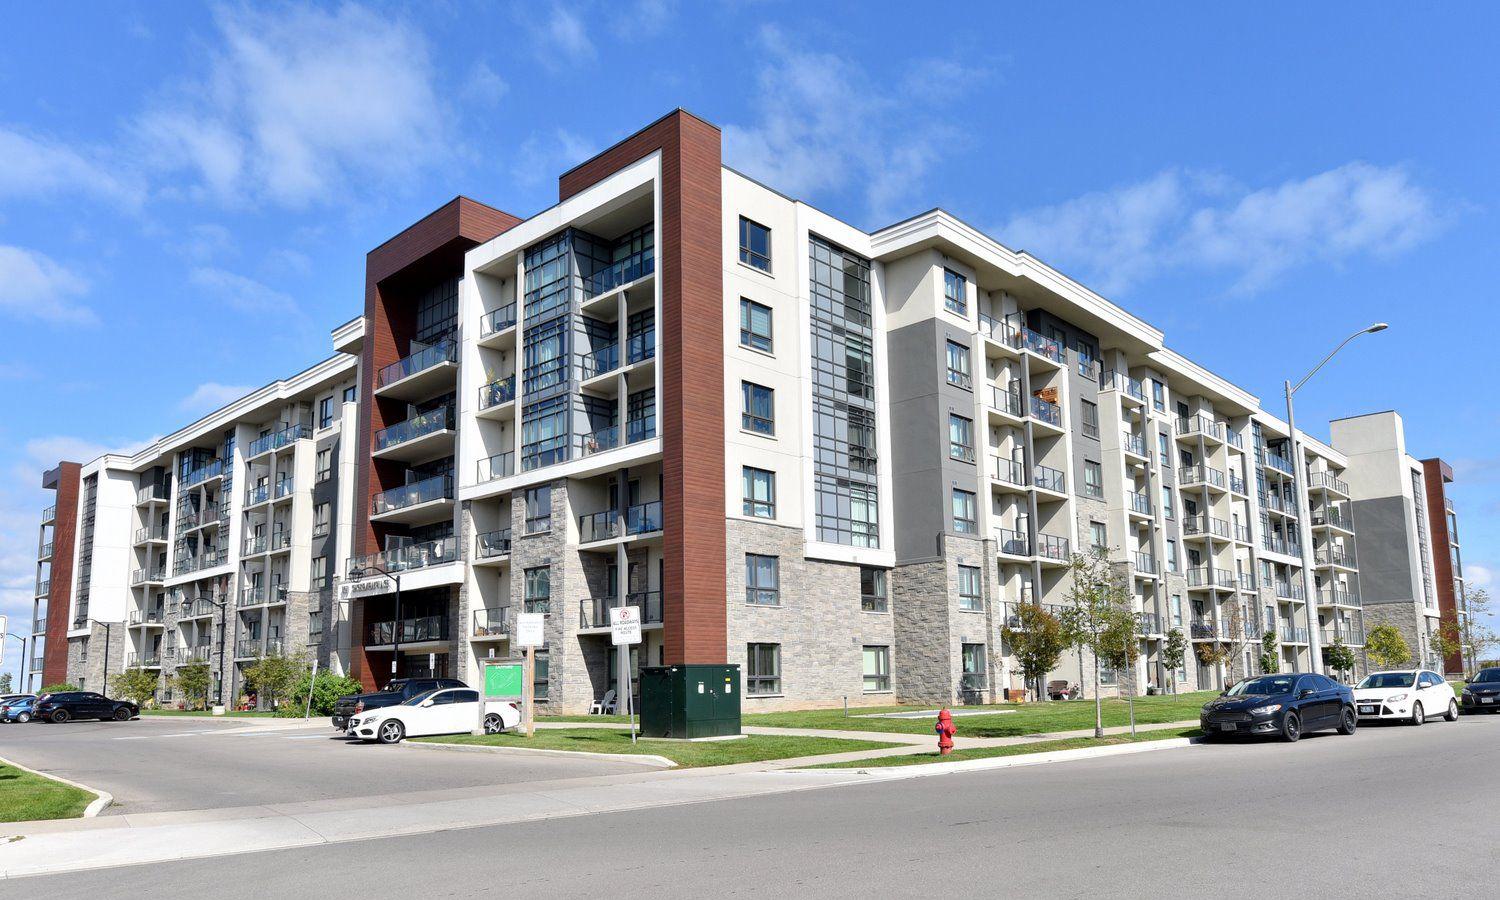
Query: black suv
[[33, 691, 139, 723], [332, 677, 467, 731]]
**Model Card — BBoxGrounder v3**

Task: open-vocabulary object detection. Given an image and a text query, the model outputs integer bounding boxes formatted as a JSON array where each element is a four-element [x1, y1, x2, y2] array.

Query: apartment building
[[1331, 411, 1469, 674], [37, 108, 1443, 710]]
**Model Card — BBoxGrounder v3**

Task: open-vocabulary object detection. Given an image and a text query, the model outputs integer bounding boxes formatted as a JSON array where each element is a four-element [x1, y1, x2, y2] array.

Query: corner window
[[945, 340, 972, 390], [862, 645, 891, 692], [948, 414, 975, 463], [745, 554, 780, 606], [742, 467, 776, 518], [742, 382, 775, 435], [952, 489, 977, 535], [740, 298, 773, 353], [943, 268, 967, 315], [860, 567, 888, 612], [958, 564, 983, 611], [739, 217, 772, 272], [747, 643, 781, 694]]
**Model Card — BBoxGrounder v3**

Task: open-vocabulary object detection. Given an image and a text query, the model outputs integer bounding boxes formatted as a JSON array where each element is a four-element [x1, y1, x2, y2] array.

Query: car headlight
[[1386, 693, 1407, 703], [1248, 704, 1282, 716]]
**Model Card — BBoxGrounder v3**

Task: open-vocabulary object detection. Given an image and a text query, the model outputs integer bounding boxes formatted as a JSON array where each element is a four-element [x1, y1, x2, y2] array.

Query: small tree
[[1365, 624, 1412, 669], [1162, 629, 1186, 695], [0, 673, 12, 693], [109, 668, 159, 707], [1002, 602, 1069, 702], [172, 662, 212, 710], [242, 653, 305, 710], [1324, 640, 1357, 681], [278, 671, 363, 718], [1259, 629, 1279, 675], [1059, 550, 1132, 738], [1433, 622, 1464, 670], [1097, 604, 1141, 735]]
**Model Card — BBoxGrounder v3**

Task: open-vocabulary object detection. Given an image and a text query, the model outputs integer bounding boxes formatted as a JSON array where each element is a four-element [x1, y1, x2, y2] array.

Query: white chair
[[589, 689, 616, 716]]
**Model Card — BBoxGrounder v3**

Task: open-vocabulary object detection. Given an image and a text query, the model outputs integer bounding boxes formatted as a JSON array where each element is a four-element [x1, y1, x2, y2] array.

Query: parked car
[[1200, 673, 1356, 742], [1460, 667, 1500, 713], [32, 691, 139, 723], [0, 695, 36, 723], [346, 688, 519, 744], [331, 677, 467, 731], [1353, 670, 1457, 724]]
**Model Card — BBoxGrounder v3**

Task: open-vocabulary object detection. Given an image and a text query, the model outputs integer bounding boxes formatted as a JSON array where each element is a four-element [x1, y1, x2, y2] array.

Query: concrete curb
[[791, 735, 1203, 777], [401, 739, 677, 768], [0, 753, 113, 819]]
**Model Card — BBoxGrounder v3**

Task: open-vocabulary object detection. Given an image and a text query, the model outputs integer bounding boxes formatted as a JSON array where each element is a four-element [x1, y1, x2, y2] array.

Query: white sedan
[[347, 688, 520, 744], [1352, 669, 1458, 724]]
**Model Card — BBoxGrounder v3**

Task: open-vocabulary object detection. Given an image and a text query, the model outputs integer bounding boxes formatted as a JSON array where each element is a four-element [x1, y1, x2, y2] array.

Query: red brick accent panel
[[560, 110, 728, 665], [42, 462, 81, 686], [1421, 458, 1462, 673]]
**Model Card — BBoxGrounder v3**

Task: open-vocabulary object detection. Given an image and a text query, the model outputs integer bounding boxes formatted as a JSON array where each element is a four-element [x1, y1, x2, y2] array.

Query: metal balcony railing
[[579, 591, 664, 629], [1033, 465, 1066, 493], [1179, 465, 1226, 490], [481, 303, 517, 336], [1137, 612, 1164, 634], [987, 384, 1023, 417], [1315, 548, 1355, 568], [376, 339, 456, 390], [1099, 369, 1146, 402], [345, 536, 459, 578], [478, 452, 515, 482], [992, 457, 1026, 488], [994, 528, 1030, 557], [1128, 491, 1152, 515], [1030, 395, 1061, 427], [1321, 623, 1365, 645], [1183, 516, 1230, 539], [479, 376, 516, 409], [1189, 618, 1218, 639], [1319, 588, 1360, 607], [1274, 581, 1307, 601], [1134, 552, 1157, 575], [1280, 625, 1310, 643], [182, 459, 226, 488], [476, 528, 512, 559], [1308, 472, 1350, 495], [473, 606, 509, 637], [42, 503, 57, 522], [1122, 433, 1147, 457]]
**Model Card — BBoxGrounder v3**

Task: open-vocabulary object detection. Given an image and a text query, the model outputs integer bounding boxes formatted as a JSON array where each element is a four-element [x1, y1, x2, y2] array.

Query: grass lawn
[[140, 709, 275, 717], [0, 763, 96, 822], [413, 728, 901, 767], [742, 691, 1217, 739], [806, 726, 1204, 769]]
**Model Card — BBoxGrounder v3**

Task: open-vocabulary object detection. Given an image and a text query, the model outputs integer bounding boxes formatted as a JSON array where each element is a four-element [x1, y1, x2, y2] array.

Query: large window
[[525, 486, 552, 534], [739, 217, 772, 271], [521, 396, 568, 470], [952, 489, 977, 535], [742, 467, 776, 518], [747, 643, 781, 694], [742, 382, 775, 435], [961, 643, 986, 692], [740, 298, 773, 352], [860, 567, 888, 612], [1083, 460, 1103, 498], [958, 565, 983, 611], [948, 414, 975, 463], [626, 388, 656, 443], [522, 318, 568, 396], [946, 340, 972, 389], [524, 566, 550, 614], [745, 554, 780, 606], [943, 269, 967, 315], [862, 645, 891, 692]]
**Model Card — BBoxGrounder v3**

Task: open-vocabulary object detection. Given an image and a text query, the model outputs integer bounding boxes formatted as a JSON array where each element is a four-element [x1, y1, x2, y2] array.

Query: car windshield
[[1227, 676, 1295, 696], [1358, 673, 1415, 689], [1473, 669, 1500, 684], [403, 689, 440, 707]]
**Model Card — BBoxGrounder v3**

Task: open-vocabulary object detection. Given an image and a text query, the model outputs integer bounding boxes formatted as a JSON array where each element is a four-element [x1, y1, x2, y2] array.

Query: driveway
[[0, 715, 647, 815]]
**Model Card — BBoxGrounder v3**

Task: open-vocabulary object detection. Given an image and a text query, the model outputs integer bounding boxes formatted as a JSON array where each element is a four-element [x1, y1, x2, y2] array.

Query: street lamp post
[[82, 619, 115, 691], [350, 563, 402, 683], [1286, 322, 1388, 676], [200, 593, 230, 710]]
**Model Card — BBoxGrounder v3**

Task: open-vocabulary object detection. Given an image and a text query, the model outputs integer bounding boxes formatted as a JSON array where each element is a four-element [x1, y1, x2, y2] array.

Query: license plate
[[1359, 705, 1376, 714], [1483, 697, 1494, 704], [1218, 723, 1237, 732]]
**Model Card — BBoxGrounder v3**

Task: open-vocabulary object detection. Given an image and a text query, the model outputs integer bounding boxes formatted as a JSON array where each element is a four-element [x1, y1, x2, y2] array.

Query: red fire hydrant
[[935, 708, 956, 756]]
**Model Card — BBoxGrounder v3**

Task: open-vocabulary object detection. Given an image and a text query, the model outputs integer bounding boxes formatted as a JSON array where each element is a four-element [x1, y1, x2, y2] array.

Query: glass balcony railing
[[577, 425, 620, 457], [1033, 465, 1066, 493], [1128, 491, 1153, 515], [376, 340, 457, 390], [477, 528, 512, 559], [1036, 534, 1070, 561], [1029, 395, 1061, 427], [473, 606, 509, 637], [366, 614, 449, 646], [375, 406, 453, 452], [245, 484, 270, 506], [1258, 449, 1295, 475], [248, 423, 311, 458], [579, 591, 663, 629], [181, 598, 217, 619], [135, 486, 167, 505], [1280, 625, 1310, 643], [1099, 369, 1146, 401], [478, 452, 515, 482], [480, 303, 517, 336], [987, 384, 1023, 417], [1319, 588, 1360, 607], [978, 314, 1023, 349], [580, 344, 620, 379], [273, 478, 293, 500], [1122, 433, 1147, 457], [1190, 618, 1218, 639], [626, 416, 656, 444], [243, 534, 268, 555], [345, 535, 459, 578], [583, 249, 655, 298], [1021, 328, 1065, 363], [370, 474, 452, 516], [128, 608, 164, 625], [627, 329, 655, 365], [1134, 552, 1158, 575], [578, 500, 663, 543], [993, 457, 1026, 488], [134, 526, 166, 544], [1137, 612, 1164, 634], [182, 459, 226, 488], [234, 640, 261, 659], [479, 376, 516, 409], [36, 578, 49, 597]]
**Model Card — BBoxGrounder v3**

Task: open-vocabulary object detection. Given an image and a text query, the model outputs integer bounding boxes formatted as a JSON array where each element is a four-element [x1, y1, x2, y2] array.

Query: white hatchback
[[347, 687, 521, 744], [1352, 669, 1458, 724]]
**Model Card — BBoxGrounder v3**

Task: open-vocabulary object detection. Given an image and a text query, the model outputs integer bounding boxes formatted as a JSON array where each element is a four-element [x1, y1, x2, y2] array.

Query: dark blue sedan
[[1200, 673, 1356, 742]]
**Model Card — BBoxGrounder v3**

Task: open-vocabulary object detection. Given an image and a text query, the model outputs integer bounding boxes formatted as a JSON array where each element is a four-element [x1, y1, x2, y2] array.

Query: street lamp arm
[[1289, 323, 1388, 396]]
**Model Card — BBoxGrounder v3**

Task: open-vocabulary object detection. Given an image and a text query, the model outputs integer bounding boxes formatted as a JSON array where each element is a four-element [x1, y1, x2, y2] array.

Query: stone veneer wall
[[64, 623, 125, 692]]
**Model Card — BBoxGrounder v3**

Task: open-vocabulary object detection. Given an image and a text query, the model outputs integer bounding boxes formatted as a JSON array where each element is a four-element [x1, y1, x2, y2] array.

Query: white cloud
[[179, 382, 255, 415], [522, 4, 595, 70], [0, 245, 97, 326], [611, 0, 673, 38], [511, 129, 595, 188], [461, 61, 510, 106], [0, 127, 141, 206], [999, 163, 1443, 296], [1468, 564, 1492, 589], [722, 25, 989, 224], [135, 3, 448, 208], [190, 267, 297, 314]]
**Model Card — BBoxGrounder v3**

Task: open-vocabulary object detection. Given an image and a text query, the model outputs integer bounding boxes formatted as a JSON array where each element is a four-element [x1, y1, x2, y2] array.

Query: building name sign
[[337, 576, 396, 601]]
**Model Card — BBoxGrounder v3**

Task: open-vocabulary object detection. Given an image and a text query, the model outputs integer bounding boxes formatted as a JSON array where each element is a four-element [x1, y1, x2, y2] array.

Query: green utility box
[[639, 664, 741, 738]]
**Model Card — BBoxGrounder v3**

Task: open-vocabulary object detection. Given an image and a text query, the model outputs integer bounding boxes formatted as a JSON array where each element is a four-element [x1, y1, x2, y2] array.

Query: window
[[863, 646, 891, 692], [1152, 379, 1166, 412], [740, 298, 773, 352], [952, 489, 977, 534], [949, 414, 974, 463], [961, 643, 986, 692], [742, 467, 776, 518], [745, 554, 780, 606], [313, 502, 330, 537], [1171, 594, 1183, 627], [534, 649, 549, 700], [311, 556, 328, 590], [524, 566, 550, 614], [943, 269, 967, 315], [742, 382, 775, 435], [1166, 538, 1179, 573], [747, 643, 781, 694], [318, 396, 334, 429], [1099, 660, 1118, 685], [739, 217, 771, 271], [1083, 460, 1103, 498], [945, 340, 972, 389], [343, 385, 357, 404], [315, 448, 332, 483], [525, 486, 551, 534], [1080, 400, 1099, 440], [1161, 485, 1174, 520], [958, 564, 983, 611], [1157, 432, 1170, 461], [1090, 521, 1108, 550], [860, 567, 888, 612]]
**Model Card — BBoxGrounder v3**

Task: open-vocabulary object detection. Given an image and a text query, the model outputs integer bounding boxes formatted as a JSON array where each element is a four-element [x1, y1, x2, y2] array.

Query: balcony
[[182, 459, 226, 489], [375, 340, 458, 401], [373, 406, 454, 462], [1229, 474, 1247, 495], [1257, 449, 1295, 476], [1179, 465, 1226, 491], [478, 376, 516, 418], [1280, 625, 1310, 644], [130, 568, 166, 586], [365, 614, 449, 647], [243, 534, 268, 555], [370, 474, 453, 523], [128, 608, 164, 626], [1312, 507, 1354, 532], [36, 578, 49, 597], [1260, 491, 1296, 516], [579, 591, 664, 630], [978, 314, 1022, 351], [1183, 516, 1230, 540], [476, 528, 512, 561], [1189, 618, 1218, 639], [238, 586, 287, 608], [583, 247, 655, 299], [134, 526, 167, 545], [473, 606, 509, 638], [245, 484, 271, 508], [1319, 588, 1360, 607], [135, 486, 168, 505], [1036, 534, 1070, 563], [180, 598, 216, 619], [986, 384, 1023, 418], [1122, 432, 1148, 459], [1033, 465, 1066, 495], [184, 645, 212, 663], [998, 601, 1066, 631], [992, 457, 1026, 490], [994, 527, 1030, 558], [578, 500, 663, 544], [1029, 395, 1062, 429], [480, 303, 517, 338], [580, 344, 620, 380], [1176, 416, 1224, 443], [38, 540, 53, 560], [577, 425, 621, 458], [270, 529, 291, 552], [234, 640, 261, 659], [41, 503, 57, 523], [626, 416, 656, 445], [1127, 491, 1153, 517], [1133, 552, 1158, 576], [1322, 623, 1365, 645], [346, 535, 460, 579], [1307, 472, 1350, 496], [1137, 612, 1164, 635], [248, 423, 311, 459], [1315, 547, 1356, 569], [125, 651, 162, 668], [1021, 328, 1065, 364], [477, 452, 515, 483], [1274, 581, 1307, 601], [1186, 567, 1236, 590]]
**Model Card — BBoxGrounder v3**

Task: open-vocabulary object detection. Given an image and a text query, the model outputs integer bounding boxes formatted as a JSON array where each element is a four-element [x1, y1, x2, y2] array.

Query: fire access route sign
[[610, 605, 641, 646]]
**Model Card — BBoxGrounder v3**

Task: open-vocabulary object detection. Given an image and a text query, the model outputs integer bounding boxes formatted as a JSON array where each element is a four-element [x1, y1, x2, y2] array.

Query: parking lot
[[0, 716, 647, 816]]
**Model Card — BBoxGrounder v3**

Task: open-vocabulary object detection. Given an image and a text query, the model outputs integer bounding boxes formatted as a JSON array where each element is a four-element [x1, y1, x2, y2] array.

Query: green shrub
[[39, 682, 77, 693], [276, 671, 364, 717]]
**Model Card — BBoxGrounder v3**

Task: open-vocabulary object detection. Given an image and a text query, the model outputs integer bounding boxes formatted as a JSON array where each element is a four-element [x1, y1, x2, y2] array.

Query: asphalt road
[[9, 712, 1498, 898], [0, 715, 643, 814]]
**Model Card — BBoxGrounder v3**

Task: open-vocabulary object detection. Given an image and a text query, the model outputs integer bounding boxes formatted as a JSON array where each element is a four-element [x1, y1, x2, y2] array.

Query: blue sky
[[3, 2, 1497, 681]]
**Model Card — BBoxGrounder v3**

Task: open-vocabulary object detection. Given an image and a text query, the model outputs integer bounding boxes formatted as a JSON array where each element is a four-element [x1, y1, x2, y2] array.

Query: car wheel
[[16, 712, 30, 724], [112, 707, 130, 721], [1337, 706, 1358, 735], [50, 709, 70, 724], [483, 713, 506, 735], [377, 720, 405, 744], [1410, 701, 1424, 726], [1446, 700, 1459, 722], [1281, 712, 1301, 742]]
